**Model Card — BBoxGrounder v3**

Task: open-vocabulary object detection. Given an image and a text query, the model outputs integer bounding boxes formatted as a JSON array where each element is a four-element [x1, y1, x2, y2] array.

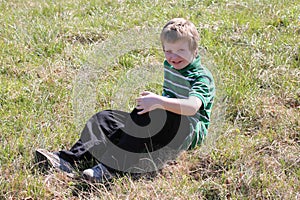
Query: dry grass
[[0, 0, 299, 199]]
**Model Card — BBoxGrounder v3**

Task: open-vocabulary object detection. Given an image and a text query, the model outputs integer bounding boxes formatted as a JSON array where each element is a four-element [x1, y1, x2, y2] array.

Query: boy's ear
[[194, 49, 198, 57]]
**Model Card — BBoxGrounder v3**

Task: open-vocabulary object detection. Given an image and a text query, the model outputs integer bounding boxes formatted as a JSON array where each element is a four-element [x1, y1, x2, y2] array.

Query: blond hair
[[160, 18, 199, 53]]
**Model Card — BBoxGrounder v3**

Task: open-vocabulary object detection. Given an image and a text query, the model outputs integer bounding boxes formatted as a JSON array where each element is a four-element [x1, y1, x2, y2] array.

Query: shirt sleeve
[[189, 74, 215, 109]]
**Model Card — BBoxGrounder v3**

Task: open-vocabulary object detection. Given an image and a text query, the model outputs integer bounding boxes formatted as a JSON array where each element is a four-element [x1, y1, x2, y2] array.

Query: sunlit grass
[[0, 0, 299, 199]]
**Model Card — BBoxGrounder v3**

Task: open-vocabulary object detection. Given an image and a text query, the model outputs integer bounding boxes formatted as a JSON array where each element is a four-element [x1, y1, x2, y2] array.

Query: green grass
[[1, 0, 299, 199]]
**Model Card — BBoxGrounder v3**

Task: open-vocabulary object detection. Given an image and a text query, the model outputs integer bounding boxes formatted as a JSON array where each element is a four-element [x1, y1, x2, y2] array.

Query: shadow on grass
[[70, 171, 160, 198]]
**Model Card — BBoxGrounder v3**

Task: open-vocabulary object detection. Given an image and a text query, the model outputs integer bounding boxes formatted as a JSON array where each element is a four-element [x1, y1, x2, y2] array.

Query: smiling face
[[163, 39, 195, 70]]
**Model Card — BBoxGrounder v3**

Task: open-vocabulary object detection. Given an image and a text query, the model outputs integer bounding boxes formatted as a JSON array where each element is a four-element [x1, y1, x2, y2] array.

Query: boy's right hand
[[135, 91, 163, 115]]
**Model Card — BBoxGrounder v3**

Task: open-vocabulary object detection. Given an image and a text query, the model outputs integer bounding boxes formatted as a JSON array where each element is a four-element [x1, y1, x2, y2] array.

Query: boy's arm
[[136, 91, 202, 116]]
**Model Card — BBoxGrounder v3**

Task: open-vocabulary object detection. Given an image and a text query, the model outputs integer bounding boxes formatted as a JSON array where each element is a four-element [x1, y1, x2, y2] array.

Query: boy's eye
[[165, 51, 172, 54]]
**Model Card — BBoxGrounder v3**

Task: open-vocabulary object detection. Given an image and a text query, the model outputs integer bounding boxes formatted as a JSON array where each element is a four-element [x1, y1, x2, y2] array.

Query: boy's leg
[[151, 110, 190, 149], [100, 108, 190, 172], [145, 109, 190, 171], [99, 108, 152, 172], [57, 110, 129, 169]]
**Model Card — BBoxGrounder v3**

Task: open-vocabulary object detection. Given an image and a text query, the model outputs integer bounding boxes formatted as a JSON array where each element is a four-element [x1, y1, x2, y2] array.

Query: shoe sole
[[35, 149, 60, 167], [35, 149, 53, 171], [35, 149, 76, 177]]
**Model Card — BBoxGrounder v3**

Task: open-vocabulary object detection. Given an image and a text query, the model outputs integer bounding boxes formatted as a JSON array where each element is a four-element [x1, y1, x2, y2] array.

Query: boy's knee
[[94, 110, 111, 118]]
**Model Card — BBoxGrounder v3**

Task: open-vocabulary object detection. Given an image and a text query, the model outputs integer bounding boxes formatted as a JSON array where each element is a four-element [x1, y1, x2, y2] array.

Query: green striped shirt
[[162, 56, 215, 149]]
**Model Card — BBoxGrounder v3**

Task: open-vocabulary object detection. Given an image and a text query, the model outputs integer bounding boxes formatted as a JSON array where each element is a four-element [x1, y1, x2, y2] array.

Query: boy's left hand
[[136, 91, 163, 115]]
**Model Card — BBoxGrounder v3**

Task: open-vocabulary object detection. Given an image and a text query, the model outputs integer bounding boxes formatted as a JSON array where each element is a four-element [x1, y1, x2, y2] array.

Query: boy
[[35, 18, 215, 182]]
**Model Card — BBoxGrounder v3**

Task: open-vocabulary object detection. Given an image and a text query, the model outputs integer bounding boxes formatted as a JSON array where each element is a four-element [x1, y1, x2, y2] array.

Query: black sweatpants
[[57, 108, 190, 172]]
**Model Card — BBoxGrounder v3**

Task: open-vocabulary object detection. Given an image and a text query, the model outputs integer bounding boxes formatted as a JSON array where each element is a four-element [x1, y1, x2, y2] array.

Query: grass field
[[0, 0, 299, 199]]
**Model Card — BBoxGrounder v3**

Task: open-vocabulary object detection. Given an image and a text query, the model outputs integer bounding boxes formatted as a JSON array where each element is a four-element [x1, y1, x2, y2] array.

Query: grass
[[0, 0, 299, 199]]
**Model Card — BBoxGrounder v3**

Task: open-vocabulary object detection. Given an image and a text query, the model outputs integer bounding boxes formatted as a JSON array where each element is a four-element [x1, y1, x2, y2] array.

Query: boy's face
[[163, 39, 195, 70]]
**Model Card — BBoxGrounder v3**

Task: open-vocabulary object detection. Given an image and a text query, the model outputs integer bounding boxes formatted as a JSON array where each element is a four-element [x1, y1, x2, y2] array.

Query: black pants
[[58, 108, 190, 172]]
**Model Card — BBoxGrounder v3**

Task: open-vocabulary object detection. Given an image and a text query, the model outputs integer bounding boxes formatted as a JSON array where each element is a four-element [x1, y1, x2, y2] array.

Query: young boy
[[35, 18, 215, 182]]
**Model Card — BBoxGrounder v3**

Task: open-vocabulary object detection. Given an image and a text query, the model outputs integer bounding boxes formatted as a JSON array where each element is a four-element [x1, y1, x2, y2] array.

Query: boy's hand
[[136, 91, 163, 115]]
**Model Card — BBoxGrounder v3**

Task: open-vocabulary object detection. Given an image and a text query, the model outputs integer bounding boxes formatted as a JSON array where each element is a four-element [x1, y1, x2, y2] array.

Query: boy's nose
[[170, 53, 180, 60]]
